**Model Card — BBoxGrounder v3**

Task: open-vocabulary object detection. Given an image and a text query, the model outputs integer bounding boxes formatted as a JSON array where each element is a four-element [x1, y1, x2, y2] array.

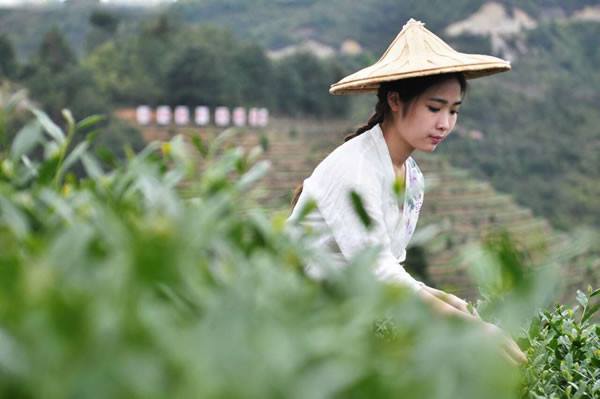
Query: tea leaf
[[0, 195, 29, 238], [190, 134, 208, 158], [576, 290, 588, 308], [76, 114, 106, 131], [37, 156, 61, 185], [236, 160, 270, 191], [582, 303, 600, 324], [31, 108, 65, 144], [61, 141, 89, 173], [295, 199, 317, 223], [350, 191, 372, 229], [81, 153, 103, 179], [61, 109, 75, 129], [11, 120, 41, 160], [208, 127, 235, 158]]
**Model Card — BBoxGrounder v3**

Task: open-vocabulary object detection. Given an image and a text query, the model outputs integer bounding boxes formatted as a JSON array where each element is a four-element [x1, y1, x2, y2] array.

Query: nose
[[436, 113, 451, 132]]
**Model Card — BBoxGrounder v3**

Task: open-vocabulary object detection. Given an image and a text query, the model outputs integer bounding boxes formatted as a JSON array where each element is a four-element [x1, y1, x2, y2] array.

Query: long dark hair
[[291, 72, 468, 208]]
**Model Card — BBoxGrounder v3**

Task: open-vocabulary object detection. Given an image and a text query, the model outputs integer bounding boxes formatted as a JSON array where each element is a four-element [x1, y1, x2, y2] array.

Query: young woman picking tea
[[288, 20, 527, 365]]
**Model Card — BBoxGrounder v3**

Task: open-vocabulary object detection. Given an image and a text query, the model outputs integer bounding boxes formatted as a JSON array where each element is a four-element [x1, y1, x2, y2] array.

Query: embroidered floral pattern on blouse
[[414, 194, 423, 213], [398, 157, 424, 247]]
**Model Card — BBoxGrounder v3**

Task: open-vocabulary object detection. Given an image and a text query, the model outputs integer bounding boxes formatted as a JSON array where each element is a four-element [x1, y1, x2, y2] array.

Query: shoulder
[[304, 132, 386, 200], [313, 133, 383, 183]]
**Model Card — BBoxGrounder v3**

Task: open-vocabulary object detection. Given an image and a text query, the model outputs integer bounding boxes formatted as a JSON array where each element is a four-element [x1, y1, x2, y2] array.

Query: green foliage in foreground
[[0, 105, 597, 398]]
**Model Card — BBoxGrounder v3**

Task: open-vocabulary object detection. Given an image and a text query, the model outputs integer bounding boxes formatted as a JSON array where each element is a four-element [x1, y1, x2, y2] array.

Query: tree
[[36, 27, 77, 74], [273, 53, 350, 118], [140, 13, 180, 41], [273, 57, 304, 116], [89, 10, 119, 34], [83, 40, 164, 105], [86, 10, 120, 53], [165, 44, 229, 107], [232, 42, 275, 108], [0, 34, 17, 80]]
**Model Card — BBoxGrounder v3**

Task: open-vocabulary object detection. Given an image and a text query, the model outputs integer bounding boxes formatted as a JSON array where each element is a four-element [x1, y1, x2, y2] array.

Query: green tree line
[[1, 12, 351, 170], [1, 0, 597, 58], [84, 14, 350, 117], [2, 12, 350, 120]]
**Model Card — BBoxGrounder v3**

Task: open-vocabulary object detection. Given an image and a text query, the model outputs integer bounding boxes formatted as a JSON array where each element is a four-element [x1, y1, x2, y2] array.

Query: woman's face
[[388, 78, 462, 153]]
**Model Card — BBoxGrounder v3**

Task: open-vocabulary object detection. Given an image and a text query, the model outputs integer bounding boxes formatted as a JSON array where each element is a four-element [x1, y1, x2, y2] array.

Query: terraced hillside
[[115, 109, 596, 302]]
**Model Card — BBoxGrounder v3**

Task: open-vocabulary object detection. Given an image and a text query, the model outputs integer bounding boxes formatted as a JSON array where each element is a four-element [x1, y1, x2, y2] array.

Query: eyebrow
[[428, 97, 462, 106]]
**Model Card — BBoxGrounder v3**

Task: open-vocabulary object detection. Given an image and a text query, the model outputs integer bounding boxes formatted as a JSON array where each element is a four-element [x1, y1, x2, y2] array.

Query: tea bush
[[466, 231, 600, 398], [0, 99, 597, 398], [520, 287, 600, 399]]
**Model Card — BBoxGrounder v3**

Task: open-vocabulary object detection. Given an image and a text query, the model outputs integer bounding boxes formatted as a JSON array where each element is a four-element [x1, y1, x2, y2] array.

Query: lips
[[430, 136, 444, 144]]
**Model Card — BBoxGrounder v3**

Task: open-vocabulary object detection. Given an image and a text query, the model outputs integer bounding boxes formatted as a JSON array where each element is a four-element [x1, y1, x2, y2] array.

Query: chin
[[419, 145, 437, 153]]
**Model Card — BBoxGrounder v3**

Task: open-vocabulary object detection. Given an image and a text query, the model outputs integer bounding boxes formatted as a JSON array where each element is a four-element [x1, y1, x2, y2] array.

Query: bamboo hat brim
[[330, 19, 511, 95]]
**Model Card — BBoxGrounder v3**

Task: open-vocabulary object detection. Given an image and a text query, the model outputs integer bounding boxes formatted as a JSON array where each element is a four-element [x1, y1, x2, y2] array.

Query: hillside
[[1, 0, 598, 230], [0, 1, 152, 59], [115, 110, 599, 303], [1, 0, 598, 57]]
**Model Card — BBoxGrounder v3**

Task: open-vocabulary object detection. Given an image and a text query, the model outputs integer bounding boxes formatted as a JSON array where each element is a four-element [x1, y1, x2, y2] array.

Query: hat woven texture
[[330, 19, 510, 95]]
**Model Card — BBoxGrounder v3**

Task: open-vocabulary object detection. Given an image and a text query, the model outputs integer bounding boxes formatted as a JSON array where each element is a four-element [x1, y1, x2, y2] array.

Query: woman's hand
[[418, 285, 527, 365], [482, 322, 528, 365], [422, 286, 480, 319], [447, 294, 480, 319]]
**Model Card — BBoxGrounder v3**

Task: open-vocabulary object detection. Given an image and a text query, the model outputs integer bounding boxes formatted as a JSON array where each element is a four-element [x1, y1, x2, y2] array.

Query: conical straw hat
[[330, 19, 510, 95]]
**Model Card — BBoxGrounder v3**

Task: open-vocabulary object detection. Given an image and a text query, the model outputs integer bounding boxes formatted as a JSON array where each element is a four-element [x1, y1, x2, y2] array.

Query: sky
[[0, 0, 177, 6]]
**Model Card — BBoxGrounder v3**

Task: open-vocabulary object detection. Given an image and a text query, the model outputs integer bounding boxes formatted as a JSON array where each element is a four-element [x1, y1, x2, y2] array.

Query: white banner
[[134, 106, 267, 127], [195, 106, 210, 126], [248, 108, 259, 127], [215, 107, 230, 127], [257, 108, 269, 127], [174, 106, 190, 125], [136, 105, 152, 125], [233, 107, 246, 127], [156, 106, 172, 125]]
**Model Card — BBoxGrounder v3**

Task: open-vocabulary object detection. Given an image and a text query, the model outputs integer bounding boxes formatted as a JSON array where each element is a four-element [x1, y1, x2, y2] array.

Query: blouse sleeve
[[310, 157, 424, 292]]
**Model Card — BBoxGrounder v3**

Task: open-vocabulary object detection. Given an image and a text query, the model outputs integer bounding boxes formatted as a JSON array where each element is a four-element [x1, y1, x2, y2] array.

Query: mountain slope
[[114, 111, 599, 302], [2, 0, 598, 230]]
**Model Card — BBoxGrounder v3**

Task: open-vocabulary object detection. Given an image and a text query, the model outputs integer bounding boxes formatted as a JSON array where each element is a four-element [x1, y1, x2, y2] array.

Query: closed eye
[[451, 110, 459, 115], [427, 106, 440, 112]]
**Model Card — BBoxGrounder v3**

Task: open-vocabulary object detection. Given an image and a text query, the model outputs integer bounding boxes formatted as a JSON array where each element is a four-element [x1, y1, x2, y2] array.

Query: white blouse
[[288, 123, 425, 291]]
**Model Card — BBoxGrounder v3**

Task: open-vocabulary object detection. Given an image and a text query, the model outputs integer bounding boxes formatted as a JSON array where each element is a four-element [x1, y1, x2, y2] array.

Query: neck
[[380, 119, 414, 168]]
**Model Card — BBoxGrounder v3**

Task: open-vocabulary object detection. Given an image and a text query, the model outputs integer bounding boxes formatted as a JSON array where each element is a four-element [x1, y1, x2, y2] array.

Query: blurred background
[[1, 0, 599, 303]]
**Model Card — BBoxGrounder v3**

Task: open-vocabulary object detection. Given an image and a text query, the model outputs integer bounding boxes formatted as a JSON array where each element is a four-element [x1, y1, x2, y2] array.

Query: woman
[[288, 19, 527, 364]]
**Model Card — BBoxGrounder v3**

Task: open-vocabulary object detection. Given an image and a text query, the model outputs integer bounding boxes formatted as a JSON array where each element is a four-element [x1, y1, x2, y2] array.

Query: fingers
[[449, 296, 482, 319], [460, 302, 481, 320], [501, 337, 528, 364], [448, 296, 471, 314], [495, 338, 526, 366], [500, 348, 520, 367], [482, 322, 528, 365]]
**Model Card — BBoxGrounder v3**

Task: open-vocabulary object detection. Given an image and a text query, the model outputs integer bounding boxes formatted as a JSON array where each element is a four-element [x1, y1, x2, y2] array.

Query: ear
[[387, 91, 402, 112]]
